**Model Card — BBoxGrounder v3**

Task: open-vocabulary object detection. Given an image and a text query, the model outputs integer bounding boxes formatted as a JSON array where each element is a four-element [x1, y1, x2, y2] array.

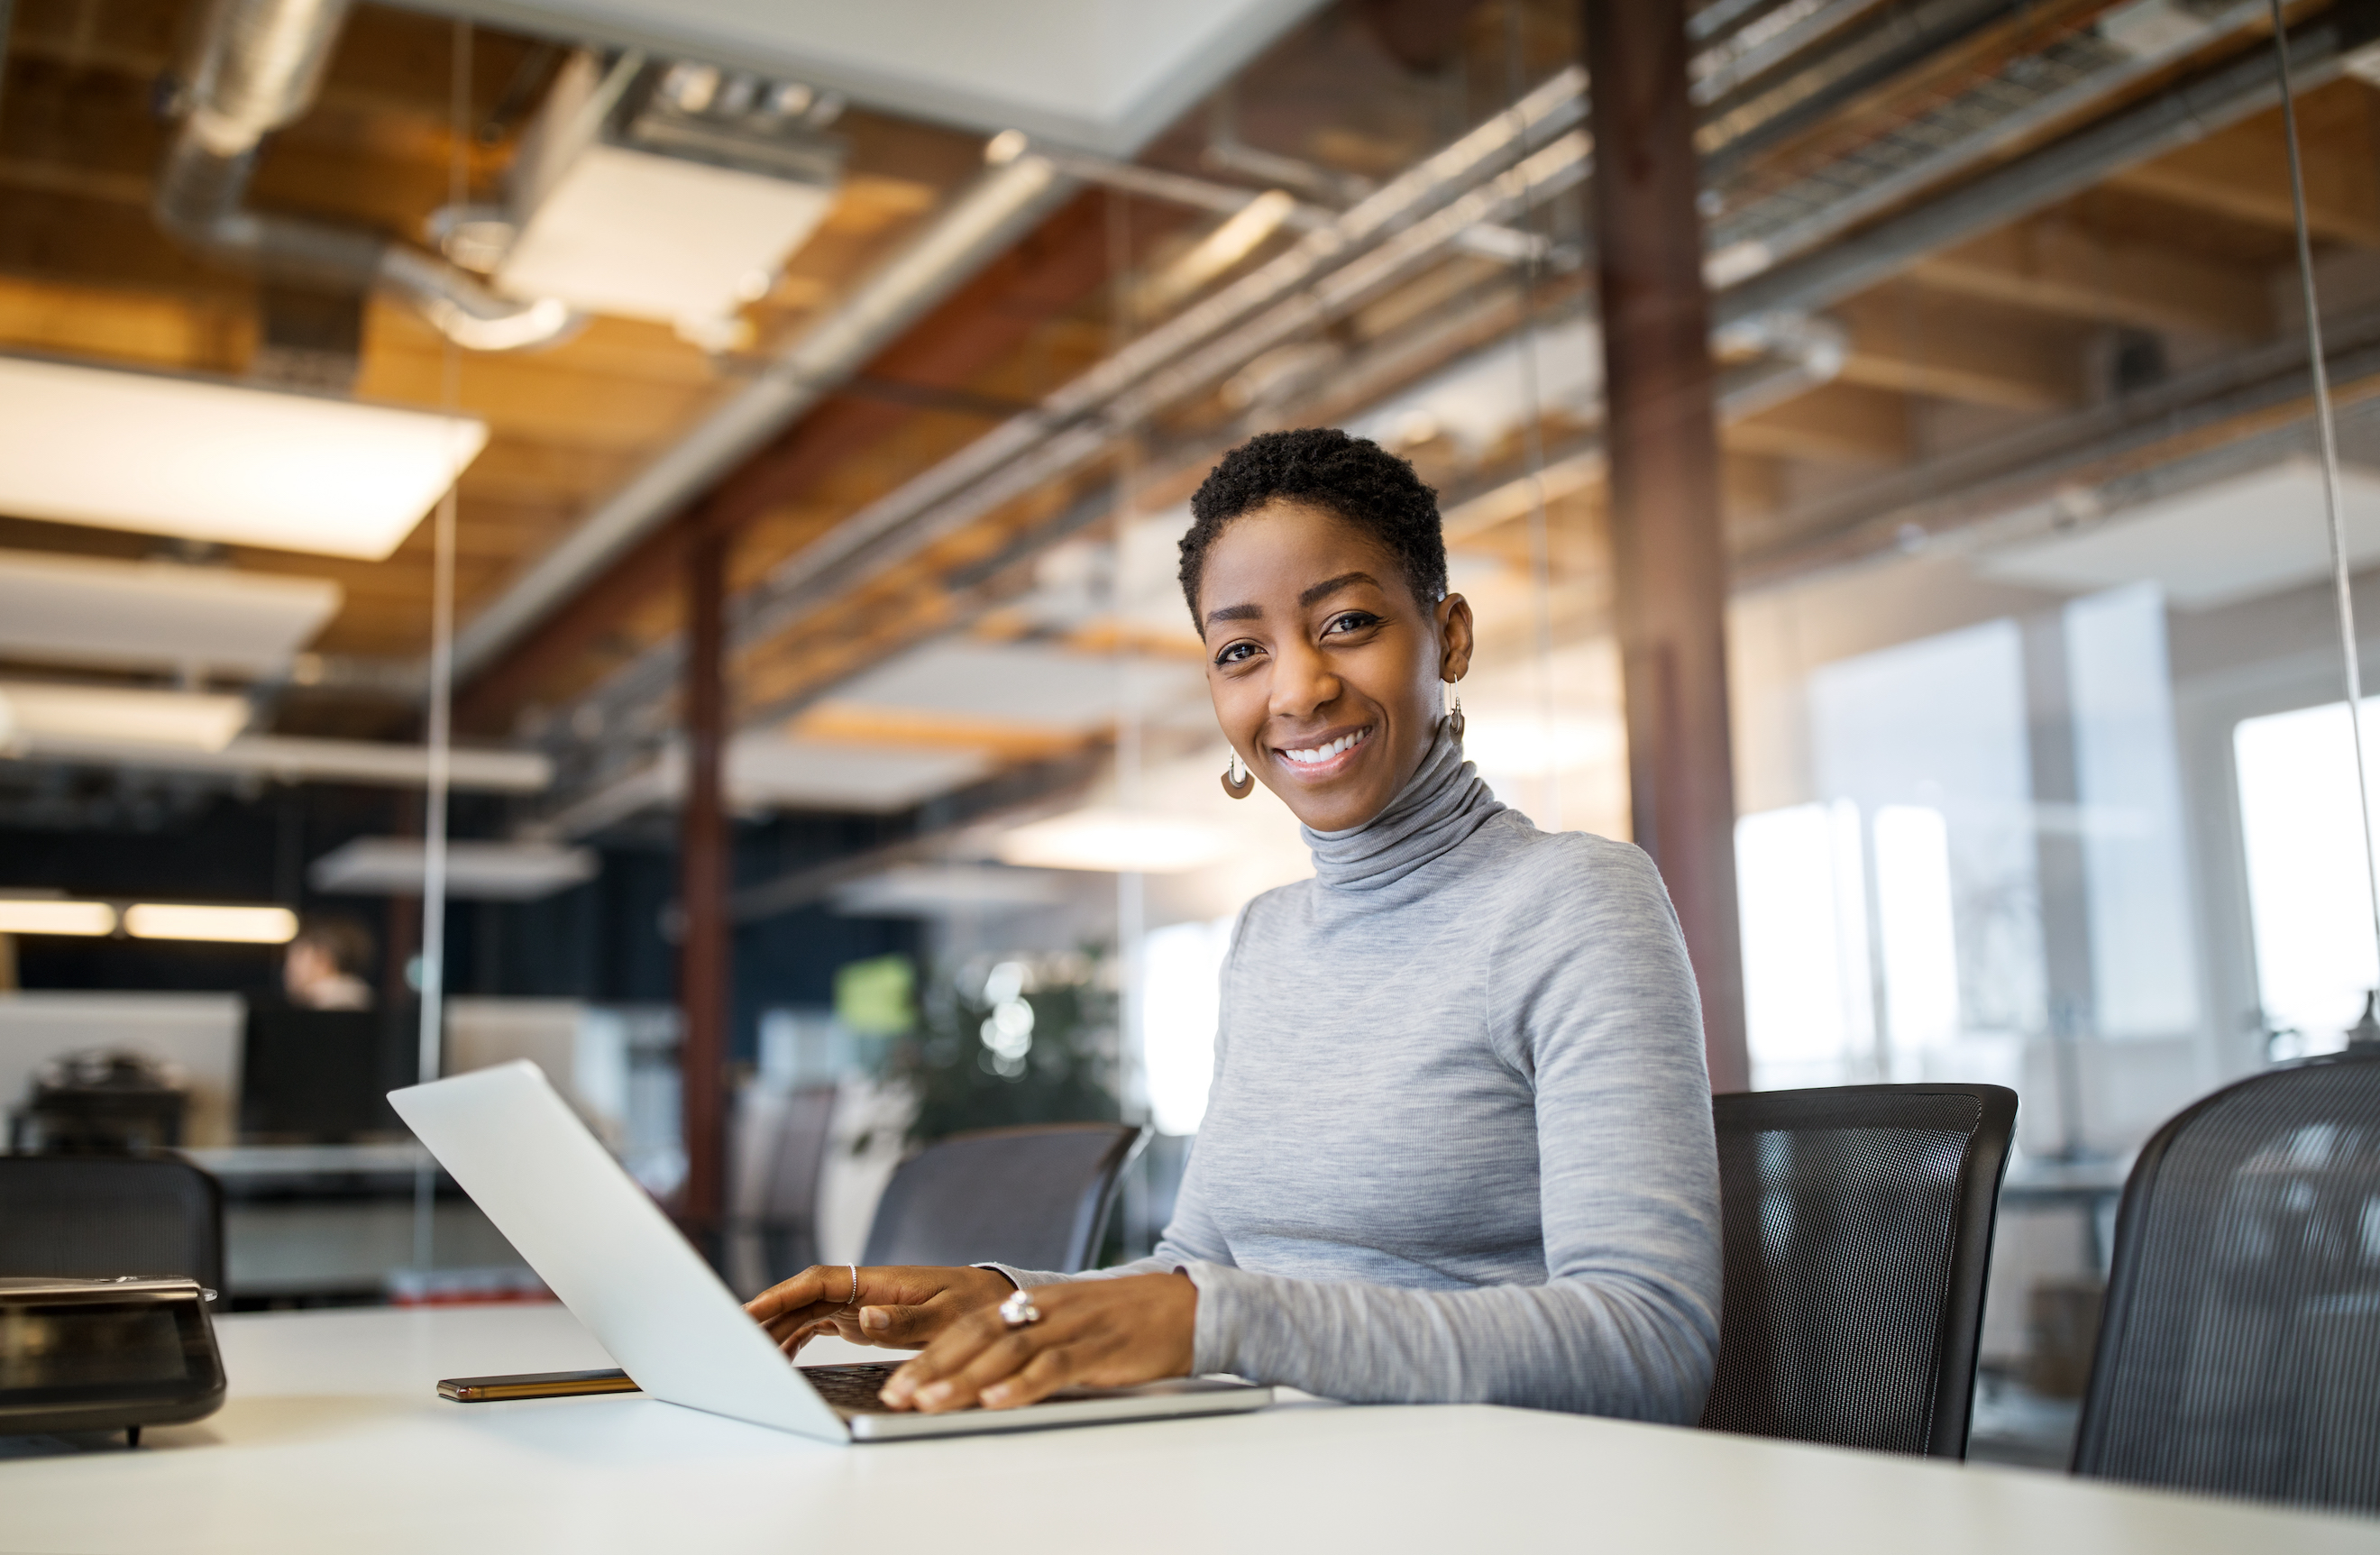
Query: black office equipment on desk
[[0, 1277, 226, 1444], [8, 1050, 188, 1155], [239, 1006, 412, 1142]]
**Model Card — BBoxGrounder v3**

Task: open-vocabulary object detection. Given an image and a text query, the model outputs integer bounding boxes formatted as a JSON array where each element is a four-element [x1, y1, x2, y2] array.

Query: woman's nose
[[1268, 641, 1338, 719]]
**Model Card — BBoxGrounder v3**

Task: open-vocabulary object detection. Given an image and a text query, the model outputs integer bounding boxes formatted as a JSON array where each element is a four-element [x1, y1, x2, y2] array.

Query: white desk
[[3, 1304, 2373, 1554]]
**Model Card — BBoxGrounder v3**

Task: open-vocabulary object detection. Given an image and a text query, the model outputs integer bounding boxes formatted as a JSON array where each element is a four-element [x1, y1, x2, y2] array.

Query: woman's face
[[1197, 499, 1472, 833]]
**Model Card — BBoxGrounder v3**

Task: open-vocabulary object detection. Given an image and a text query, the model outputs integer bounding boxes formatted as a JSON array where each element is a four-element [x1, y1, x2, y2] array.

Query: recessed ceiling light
[[0, 682, 250, 752], [0, 355, 486, 560], [0, 899, 117, 937], [121, 903, 298, 944]]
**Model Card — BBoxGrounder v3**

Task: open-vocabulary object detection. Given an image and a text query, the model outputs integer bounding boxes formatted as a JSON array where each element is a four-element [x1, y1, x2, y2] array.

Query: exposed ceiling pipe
[[447, 152, 1077, 680], [1718, 0, 2380, 328], [155, 0, 577, 353]]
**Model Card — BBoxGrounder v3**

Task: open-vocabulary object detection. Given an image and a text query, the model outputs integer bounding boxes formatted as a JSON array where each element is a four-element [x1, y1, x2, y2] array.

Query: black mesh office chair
[[1698, 1084, 2017, 1458], [862, 1123, 1147, 1273], [726, 1084, 839, 1294], [2073, 1051, 2380, 1512], [0, 1155, 224, 1293]]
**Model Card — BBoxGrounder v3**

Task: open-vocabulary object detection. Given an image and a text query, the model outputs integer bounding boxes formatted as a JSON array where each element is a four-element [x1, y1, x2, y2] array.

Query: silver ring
[[998, 1290, 1042, 1329], [846, 1264, 859, 1306]]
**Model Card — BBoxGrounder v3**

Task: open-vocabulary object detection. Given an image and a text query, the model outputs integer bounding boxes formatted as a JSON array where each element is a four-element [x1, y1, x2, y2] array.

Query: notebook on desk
[[388, 1062, 1271, 1443]]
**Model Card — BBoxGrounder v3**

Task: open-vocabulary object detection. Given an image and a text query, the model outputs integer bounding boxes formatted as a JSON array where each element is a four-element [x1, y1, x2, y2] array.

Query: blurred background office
[[4, 0, 2379, 1468]]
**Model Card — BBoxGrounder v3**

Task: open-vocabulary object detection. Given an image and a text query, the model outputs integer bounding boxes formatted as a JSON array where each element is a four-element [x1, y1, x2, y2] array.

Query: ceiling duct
[[154, 0, 577, 352]]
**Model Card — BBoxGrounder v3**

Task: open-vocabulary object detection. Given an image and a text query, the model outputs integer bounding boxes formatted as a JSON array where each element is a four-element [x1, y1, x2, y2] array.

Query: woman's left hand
[[877, 1271, 1197, 1413]]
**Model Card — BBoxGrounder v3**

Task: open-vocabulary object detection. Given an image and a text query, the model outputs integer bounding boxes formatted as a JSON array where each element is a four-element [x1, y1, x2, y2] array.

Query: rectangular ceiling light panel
[[0, 900, 117, 936], [0, 357, 487, 560], [309, 837, 600, 900], [122, 903, 298, 943], [0, 550, 342, 676], [0, 682, 250, 751], [498, 146, 836, 329]]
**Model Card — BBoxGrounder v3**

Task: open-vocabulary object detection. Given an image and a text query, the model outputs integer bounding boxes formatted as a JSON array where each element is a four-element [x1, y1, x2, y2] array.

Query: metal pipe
[[447, 152, 1074, 678], [154, 0, 575, 353]]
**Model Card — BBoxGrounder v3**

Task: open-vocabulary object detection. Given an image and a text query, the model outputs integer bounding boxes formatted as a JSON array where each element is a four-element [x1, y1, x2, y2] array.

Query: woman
[[748, 428, 1720, 1422]]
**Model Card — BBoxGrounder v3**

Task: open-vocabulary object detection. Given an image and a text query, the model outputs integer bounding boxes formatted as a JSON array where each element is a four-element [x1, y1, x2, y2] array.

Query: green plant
[[892, 950, 1120, 1144]]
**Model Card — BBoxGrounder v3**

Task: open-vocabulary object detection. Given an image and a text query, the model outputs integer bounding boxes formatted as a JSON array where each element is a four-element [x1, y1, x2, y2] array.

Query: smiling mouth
[[1277, 726, 1374, 767]]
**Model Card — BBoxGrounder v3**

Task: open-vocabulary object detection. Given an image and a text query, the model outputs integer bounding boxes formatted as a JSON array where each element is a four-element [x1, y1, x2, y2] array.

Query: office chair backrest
[[0, 1155, 224, 1293], [862, 1123, 1147, 1273], [2073, 1051, 2380, 1512], [1698, 1084, 2016, 1458]]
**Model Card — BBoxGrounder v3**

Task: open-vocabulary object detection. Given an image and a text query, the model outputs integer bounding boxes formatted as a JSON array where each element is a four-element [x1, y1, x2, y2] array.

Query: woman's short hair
[[1177, 428, 1447, 628]]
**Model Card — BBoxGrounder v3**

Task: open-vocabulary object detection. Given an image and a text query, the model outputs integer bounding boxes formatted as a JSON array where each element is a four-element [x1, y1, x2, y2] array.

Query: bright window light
[[1735, 801, 1872, 1086], [1873, 805, 1961, 1052], [123, 903, 299, 944], [1460, 712, 1623, 777], [2235, 697, 2380, 1044], [0, 682, 251, 751], [0, 899, 117, 937], [1140, 917, 1236, 1135], [0, 356, 486, 560], [995, 810, 1231, 874]]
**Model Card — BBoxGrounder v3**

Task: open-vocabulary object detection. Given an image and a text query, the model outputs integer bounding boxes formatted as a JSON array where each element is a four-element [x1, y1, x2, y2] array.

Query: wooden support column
[[678, 512, 730, 1234], [1581, 0, 1750, 1093]]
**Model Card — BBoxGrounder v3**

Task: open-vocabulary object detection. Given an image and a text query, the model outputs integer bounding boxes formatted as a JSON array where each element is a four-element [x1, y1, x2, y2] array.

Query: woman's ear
[[1437, 592, 1475, 683]]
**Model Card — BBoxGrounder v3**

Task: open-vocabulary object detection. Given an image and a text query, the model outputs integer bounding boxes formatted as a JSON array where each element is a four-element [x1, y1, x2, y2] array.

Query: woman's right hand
[[744, 1264, 1016, 1358]]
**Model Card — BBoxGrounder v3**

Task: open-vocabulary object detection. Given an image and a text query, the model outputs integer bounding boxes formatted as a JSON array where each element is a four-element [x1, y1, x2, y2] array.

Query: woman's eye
[[1323, 611, 1380, 636], [1213, 641, 1260, 666]]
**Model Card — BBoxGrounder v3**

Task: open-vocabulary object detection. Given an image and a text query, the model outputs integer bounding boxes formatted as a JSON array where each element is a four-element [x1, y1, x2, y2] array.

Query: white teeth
[[1281, 727, 1370, 765]]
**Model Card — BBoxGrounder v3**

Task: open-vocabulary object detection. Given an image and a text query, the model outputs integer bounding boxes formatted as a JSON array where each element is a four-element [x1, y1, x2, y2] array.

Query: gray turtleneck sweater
[[997, 729, 1721, 1422]]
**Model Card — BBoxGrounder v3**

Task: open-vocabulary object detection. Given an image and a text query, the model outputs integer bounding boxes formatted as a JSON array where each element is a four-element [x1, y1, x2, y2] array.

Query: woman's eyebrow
[[1204, 600, 1262, 626], [1297, 571, 1381, 608]]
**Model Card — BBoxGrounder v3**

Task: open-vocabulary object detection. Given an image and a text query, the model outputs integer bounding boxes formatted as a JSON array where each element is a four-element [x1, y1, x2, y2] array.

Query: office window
[[2235, 697, 2380, 1050]]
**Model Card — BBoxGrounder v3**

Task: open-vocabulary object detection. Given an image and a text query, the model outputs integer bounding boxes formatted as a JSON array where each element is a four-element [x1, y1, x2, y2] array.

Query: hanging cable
[[2269, 0, 2380, 983], [412, 16, 470, 1274]]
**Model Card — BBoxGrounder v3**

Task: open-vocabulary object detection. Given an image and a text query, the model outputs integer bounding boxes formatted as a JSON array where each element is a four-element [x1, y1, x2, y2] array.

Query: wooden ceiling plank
[[1908, 221, 2272, 339], [1832, 286, 2084, 410], [2105, 83, 2380, 251], [1725, 381, 1911, 465]]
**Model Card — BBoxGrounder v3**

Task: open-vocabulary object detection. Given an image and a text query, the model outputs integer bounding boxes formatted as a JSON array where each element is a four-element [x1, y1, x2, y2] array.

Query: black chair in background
[[862, 1123, 1147, 1274], [725, 1084, 839, 1295], [0, 1155, 224, 1294], [2073, 1051, 2380, 1513], [1698, 1084, 2017, 1459]]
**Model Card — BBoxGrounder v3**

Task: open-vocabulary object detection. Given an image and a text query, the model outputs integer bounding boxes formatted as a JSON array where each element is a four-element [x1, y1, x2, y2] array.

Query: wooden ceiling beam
[[1908, 221, 2271, 340], [1831, 285, 2085, 410], [1725, 381, 1911, 465], [2105, 82, 2380, 250]]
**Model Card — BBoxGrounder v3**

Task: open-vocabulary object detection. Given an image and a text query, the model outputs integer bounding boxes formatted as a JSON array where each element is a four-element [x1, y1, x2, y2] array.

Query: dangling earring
[[1221, 748, 1253, 799], [1446, 685, 1466, 744]]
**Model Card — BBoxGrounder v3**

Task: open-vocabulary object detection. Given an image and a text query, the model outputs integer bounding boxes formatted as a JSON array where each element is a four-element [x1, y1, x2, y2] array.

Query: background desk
[[1, 1304, 2372, 1554]]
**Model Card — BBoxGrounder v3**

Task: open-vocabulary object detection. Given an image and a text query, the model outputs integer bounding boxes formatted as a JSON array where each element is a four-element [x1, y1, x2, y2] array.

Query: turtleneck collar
[[1302, 721, 1506, 892]]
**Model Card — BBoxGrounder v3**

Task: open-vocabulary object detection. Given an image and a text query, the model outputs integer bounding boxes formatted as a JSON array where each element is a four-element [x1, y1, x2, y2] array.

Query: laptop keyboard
[[799, 1361, 913, 1414]]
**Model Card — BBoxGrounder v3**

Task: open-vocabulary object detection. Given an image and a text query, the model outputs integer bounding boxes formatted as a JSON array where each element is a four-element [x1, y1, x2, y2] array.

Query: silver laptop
[[389, 1061, 1271, 1443]]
